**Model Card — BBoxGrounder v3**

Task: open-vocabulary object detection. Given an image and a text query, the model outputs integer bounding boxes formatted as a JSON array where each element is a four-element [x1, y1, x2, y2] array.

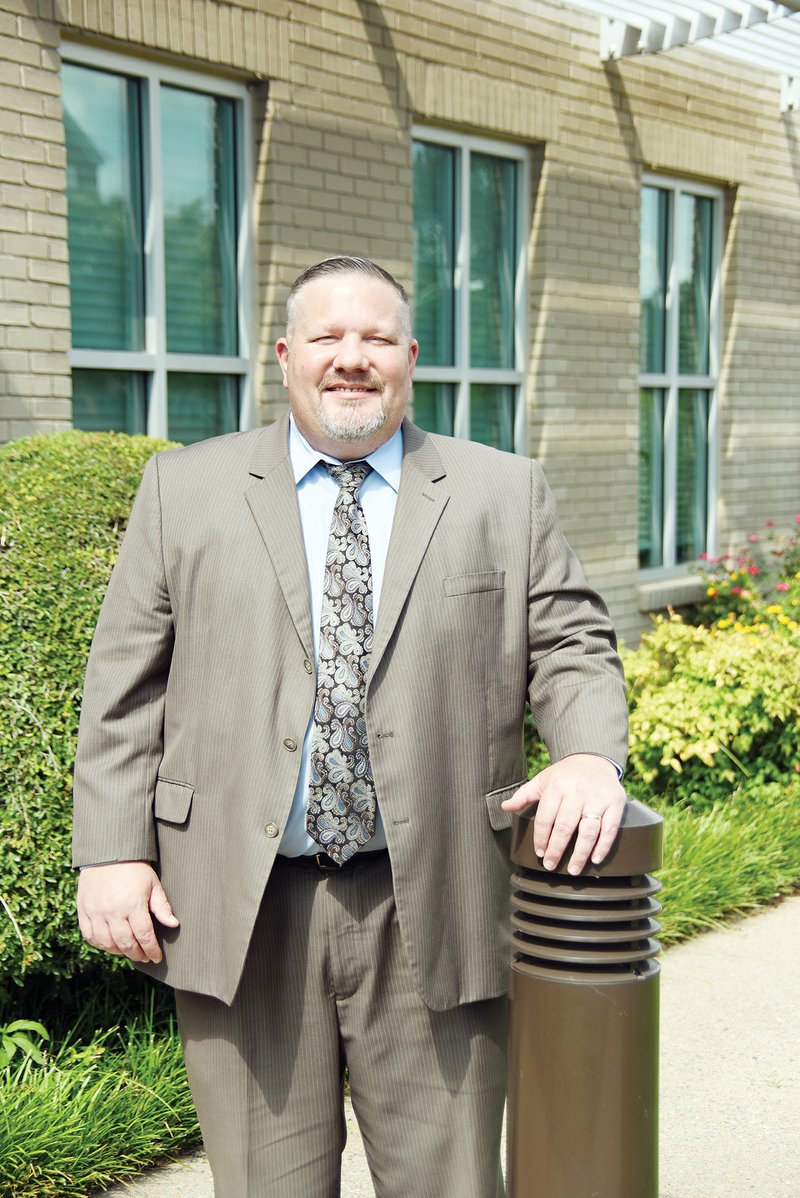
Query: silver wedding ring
[[582, 812, 602, 821]]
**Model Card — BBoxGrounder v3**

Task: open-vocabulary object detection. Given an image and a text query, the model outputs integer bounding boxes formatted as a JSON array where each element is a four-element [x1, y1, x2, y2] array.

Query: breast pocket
[[444, 570, 505, 597]]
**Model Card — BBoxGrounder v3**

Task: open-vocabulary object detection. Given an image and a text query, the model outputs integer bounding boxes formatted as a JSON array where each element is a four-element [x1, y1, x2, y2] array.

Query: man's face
[[276, 273, 419, 460]]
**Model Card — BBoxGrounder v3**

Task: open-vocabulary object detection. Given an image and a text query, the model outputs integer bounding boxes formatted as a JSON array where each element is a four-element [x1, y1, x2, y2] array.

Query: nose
[[333, 335, 369, 373]]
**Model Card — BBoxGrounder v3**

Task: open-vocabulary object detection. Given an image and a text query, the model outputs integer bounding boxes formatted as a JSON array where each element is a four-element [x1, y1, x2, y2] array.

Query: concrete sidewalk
[[100, 895, 800, 1198]]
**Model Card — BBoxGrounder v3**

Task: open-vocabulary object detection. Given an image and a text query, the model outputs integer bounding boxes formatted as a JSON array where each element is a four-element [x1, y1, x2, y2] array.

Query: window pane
[[676, 389, 709, 564], [63, 64, 144, 351], [678, 195, 714, 375], [412, 382, 455, 437], [72, 369, 147, 434], [162, 88, 238, 355], [413, 142, 456, 367], [470, 154, 517, 369], [168, 374, 238, 443], [639, 388, 664, 568], [640, 186, 669, 375], [470, 384, 515, 452]]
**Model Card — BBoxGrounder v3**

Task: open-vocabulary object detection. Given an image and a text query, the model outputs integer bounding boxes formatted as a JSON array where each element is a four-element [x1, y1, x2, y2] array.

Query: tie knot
[[325, 461, 371, 493]]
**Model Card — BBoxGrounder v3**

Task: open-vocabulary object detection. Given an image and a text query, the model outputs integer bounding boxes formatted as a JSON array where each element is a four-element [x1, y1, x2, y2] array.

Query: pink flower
[[731, 586, 742, 595], [766, 520, 775, 527], [750, 566, 760, 576], [795, 515, 800, 525], [777, 582, 790, 592], [697, 552, 708, 561], [748, 534, 759, 543]]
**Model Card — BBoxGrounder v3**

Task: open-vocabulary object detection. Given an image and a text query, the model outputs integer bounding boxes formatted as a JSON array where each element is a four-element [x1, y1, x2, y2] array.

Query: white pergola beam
[[782, 75, 800, 108], [573, 0, 800, 108]]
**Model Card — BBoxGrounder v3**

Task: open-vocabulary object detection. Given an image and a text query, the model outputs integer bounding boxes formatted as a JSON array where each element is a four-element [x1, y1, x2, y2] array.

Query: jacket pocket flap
[[153, 778, 193, 824], [484, 781, 526, 831], [444, 570, 505, 596]]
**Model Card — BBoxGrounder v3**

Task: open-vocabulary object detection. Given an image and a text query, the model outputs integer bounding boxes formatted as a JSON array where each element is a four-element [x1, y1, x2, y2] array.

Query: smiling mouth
[[321, 380, 382, 398]]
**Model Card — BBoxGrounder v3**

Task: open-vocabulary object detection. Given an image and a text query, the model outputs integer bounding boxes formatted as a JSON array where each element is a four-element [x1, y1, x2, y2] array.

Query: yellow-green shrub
[[0, 432, 175, 994], [624, 614, 800, 807]]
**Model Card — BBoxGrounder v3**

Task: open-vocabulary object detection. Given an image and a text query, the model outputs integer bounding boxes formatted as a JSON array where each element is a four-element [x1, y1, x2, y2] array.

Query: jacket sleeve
[[526, 459, 629, 771], [72, 455, 174, 867]]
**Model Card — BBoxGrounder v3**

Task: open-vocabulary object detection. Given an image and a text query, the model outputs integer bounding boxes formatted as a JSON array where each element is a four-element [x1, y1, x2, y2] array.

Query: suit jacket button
[[264, 822, 279, 838], [303, 658, 313, 674], [283, 737, 297, 751]]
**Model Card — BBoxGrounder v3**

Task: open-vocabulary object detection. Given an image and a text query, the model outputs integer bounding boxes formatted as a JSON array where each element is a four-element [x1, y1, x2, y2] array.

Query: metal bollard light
[[507, 799, 664, 1198]]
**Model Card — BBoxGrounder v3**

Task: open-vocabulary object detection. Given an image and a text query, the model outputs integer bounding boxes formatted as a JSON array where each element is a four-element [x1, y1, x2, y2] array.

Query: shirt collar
[[289, 414, 403, 493]]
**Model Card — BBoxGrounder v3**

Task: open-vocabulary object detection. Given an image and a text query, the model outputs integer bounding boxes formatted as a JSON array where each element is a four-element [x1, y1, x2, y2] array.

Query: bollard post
[[506, 799, 663, 1198]]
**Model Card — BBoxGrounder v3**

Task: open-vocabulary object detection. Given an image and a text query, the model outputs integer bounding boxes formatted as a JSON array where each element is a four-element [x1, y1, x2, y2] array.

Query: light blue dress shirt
[[278, 416, 403, 856]]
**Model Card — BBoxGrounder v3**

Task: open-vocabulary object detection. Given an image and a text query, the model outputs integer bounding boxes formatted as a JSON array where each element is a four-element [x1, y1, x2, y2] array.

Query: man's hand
[[501, 754, 626, 876], [77, 861, 179, 965]]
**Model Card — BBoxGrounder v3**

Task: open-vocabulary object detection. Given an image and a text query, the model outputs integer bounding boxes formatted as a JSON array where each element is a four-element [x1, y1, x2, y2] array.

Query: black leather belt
[[278, 849, 390, 874]]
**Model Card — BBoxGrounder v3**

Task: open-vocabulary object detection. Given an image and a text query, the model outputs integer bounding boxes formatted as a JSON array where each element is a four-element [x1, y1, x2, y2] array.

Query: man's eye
[[312, 336, 338, 344]]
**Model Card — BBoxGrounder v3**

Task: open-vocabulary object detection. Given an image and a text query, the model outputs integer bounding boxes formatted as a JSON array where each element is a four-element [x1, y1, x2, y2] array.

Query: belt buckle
[[314, 852, 341, 873]]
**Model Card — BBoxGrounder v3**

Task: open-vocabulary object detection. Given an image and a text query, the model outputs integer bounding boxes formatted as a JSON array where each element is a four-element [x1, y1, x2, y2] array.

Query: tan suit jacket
[[72, 415, 627, 1007]]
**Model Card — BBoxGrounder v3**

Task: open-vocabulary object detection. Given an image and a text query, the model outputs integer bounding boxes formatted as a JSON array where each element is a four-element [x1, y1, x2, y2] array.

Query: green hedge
[[0, 432, 175, 997]]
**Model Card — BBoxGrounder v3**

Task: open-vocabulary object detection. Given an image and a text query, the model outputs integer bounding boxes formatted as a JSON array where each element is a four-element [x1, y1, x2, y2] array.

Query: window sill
[[637, 572, 705, 613]]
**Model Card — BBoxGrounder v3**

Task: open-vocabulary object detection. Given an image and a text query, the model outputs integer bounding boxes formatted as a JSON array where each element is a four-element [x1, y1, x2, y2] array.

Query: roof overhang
[[570, 1, 800, 110]]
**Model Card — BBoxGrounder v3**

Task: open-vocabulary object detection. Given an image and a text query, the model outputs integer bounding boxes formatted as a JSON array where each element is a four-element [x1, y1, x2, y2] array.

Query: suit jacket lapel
[[369, 419, 449, 684], [244, 413, 314, 657]]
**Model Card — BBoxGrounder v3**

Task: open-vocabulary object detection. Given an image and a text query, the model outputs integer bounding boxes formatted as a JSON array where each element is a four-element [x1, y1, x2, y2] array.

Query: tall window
[[412, 129, 527, 453], [639, 177, 721, 569], [62, 45, 252, 444]]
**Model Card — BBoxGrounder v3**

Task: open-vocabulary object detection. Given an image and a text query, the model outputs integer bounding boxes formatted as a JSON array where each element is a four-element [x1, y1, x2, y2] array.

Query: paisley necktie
[[306, 461, 376, 864]]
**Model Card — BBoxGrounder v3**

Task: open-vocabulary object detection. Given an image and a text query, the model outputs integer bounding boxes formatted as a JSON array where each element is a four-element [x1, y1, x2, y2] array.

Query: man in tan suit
[[74, 257, 628, 1197]]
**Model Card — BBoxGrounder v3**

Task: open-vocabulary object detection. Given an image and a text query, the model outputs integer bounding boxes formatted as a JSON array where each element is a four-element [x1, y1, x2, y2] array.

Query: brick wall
[[0, 0, 70, 441], [1, 0, 798, 642]]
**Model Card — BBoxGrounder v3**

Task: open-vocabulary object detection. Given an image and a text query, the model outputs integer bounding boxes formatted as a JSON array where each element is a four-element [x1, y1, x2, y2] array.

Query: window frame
[[411, 125, 529, 455], [62, 41, 255, 438], [639, 172, 723, 575]]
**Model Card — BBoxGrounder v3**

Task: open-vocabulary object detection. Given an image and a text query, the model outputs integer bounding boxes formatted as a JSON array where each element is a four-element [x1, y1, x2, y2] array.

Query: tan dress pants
[[175, 852, 506, 1198]]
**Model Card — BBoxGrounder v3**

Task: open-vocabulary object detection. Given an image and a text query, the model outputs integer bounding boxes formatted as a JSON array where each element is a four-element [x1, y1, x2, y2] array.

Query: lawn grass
[[656, 782, 800, 945], [1, 784, 797, 1196], [0, 1005, 199, 1198]]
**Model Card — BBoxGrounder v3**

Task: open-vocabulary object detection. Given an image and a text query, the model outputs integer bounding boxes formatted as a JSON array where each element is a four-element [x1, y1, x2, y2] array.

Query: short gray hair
[[285, 256, 412, 342]]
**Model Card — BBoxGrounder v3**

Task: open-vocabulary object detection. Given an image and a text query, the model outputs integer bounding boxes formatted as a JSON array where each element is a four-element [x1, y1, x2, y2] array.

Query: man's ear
[[275, 337, 290, 389]]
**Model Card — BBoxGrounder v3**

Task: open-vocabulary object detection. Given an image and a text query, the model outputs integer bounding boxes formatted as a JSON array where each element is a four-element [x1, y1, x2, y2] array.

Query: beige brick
[[4, 278, 49, 303], [22, 113, 64, 143], [0, 250, 27, 275], [0, 157, 25, 184], [20, 64, 61, 95], [51, 373, 72, 398], [9, 417, 71, 437], [46, 191, 67, 216], [0, 396, 33, 418], [30, 304, 71, 329], [31, 398, 72, 419], [0, 33, 40, 66], [2, 133, 48, 163], [0, 107, 21, 137], [17, 15, 60, 47], [0, 299, 28, 325], [27, 210, 67, 238], [16, 372, 55, 398], [23, 162, 64, 190], [0, 57, 21, 86]]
